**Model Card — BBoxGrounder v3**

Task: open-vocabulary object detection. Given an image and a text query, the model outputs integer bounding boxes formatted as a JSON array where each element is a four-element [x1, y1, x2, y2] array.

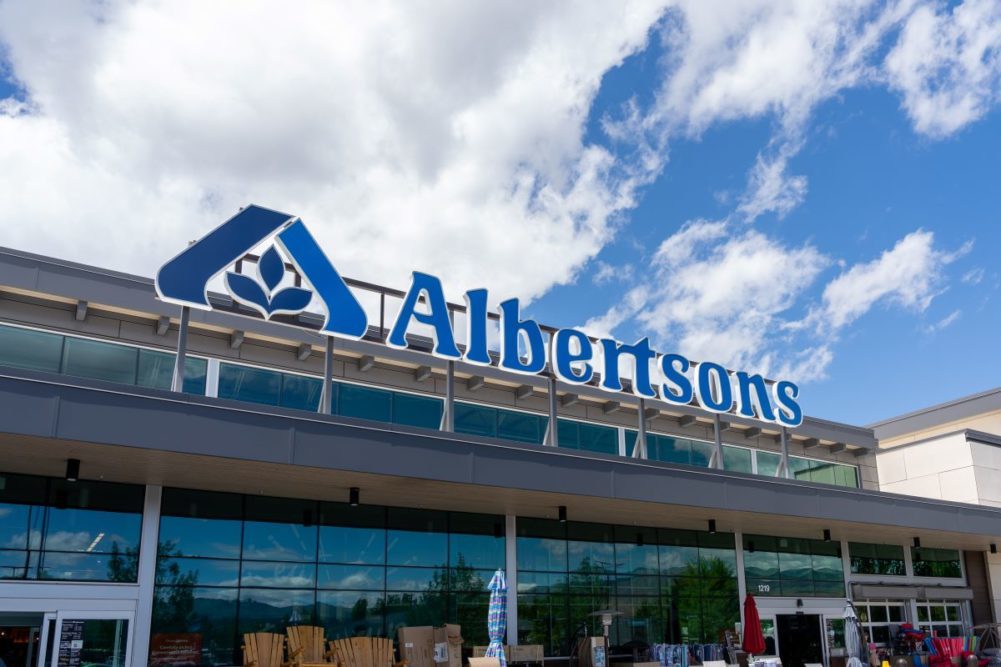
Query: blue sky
[[526, 10, 1001, 425], [0, 1, 998, 426]]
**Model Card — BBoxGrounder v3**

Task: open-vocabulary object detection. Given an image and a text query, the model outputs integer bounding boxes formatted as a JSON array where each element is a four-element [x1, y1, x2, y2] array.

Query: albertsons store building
[[0, 206, 999, 667]]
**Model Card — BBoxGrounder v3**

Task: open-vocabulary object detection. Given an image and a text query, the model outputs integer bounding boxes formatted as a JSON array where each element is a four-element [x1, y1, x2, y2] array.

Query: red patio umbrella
[[743, 594, 767, 656]]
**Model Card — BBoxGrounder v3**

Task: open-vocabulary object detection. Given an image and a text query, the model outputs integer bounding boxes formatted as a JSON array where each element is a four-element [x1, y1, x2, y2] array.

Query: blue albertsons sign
[[156, 205, 803, 427]]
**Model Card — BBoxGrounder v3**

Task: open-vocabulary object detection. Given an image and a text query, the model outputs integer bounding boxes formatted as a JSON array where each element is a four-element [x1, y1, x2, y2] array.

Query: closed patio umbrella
[[844, 602, 866, 667], [743, 595, 766, 657], [486, 569, 508, 667]]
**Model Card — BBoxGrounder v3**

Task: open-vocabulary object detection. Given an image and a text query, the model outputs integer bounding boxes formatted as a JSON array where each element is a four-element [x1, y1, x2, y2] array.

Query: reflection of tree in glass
[[107, 543, 140, 582], [672, 556, 738, 643]]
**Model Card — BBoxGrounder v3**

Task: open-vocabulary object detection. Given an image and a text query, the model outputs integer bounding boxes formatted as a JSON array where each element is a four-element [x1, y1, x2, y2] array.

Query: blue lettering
[[772, 380, 803, 427], [498, 299, 547, 374], [387, 272, 460, 359], [736, 372, 777, 422], [553, 329, 594, 384], [599, 338, 656, 398], [695, 361, 733, 413], [463, 288, 491, 365], [659, 353, 693, 405]]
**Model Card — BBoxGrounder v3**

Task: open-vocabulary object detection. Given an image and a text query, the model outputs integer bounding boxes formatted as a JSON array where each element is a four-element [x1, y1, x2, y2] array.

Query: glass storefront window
[[0, 472, 143, 582], [850, 542, 906, 576], [218, 363, 282, 406], [743, 534, 844, 598], [517, 518, 737, 655], [914, 601, 965, 637], [61, 337, 139, 384], [153, 488, 505, 664], [912, 547, 962, 578]]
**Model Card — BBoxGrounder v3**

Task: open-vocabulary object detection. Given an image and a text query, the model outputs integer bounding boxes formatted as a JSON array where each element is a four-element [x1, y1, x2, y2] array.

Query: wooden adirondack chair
[[328, 637, 405, 667], [287, 625, 329, 665], [243, 632, 290, 667]]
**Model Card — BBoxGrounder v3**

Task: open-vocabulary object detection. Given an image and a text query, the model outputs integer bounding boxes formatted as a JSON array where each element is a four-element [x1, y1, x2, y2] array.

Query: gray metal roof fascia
[[0, 246, 875, 448], [0, 367, 996, 537], [870, 386, 1001, 437]]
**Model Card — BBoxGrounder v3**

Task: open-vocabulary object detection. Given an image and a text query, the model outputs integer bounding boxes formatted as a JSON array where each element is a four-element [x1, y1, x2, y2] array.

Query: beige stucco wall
[[880, 409, 1001, 449], [876, 432, 981, 503]]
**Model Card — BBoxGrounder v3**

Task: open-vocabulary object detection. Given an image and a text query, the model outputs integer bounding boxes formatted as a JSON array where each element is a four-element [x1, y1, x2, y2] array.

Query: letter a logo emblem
[[155, 205, 368, 339]]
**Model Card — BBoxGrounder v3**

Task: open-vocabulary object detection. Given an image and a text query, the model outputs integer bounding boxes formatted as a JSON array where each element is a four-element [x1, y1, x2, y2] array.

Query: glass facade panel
[[281, 373, 323, 411], [393, 392, 443, 430], [518, 518, 737, 656], [218, 363, 282, 406], [62, 336, 138, 384], [339, 383, 393, 422], [912, 547, 963, 578], [756, 451, 782, 477], [0, 324, 63, 372], [454, 403, 496, 438], [722, 445, 753, 473], [850, 542, 906, 576], [789, 456, 859, 488], [559, 420, 617, 455], [0, 472, 143, 582], [743, 534, 844, 598], [153, 488, 505, 665], [136, 349, 207, 395]]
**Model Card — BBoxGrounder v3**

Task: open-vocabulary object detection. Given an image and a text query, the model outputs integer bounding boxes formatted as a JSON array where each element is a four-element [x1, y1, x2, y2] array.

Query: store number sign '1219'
[[155, 205, 803, 427]]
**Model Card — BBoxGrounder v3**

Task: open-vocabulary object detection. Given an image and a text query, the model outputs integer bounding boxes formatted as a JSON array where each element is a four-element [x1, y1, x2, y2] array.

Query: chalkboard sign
[[57, 620, 85, 667]]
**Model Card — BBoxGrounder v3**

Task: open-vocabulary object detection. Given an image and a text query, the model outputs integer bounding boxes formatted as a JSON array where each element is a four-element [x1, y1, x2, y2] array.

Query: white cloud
[[737, 147, 809, 221], [923, 308, 961, 333], [962, 266, 985, 285], [884, 0, 1001, 138], [820, 230, 966, 329], [0, 0, 669, 302], [582, 223, 967, 384]]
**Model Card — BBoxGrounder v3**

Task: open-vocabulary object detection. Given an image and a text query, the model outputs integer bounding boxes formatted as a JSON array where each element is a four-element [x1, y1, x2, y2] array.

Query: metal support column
[[633, 398, 648, 459], [444, 360, 455, 432], [712, 413, 724, 469], [505, 515, 519, 646], [735, 529, 747, 629], [170, 306, 190, 392], [779, 427, 791, 478], [321, 336, 334, 414], [132, 485, 162, 667], [546, 375, 558, 447]]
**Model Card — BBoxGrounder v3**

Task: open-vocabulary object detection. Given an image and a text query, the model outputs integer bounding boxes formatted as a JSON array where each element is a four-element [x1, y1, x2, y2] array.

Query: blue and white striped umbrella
[[485, 569, 508, 667]]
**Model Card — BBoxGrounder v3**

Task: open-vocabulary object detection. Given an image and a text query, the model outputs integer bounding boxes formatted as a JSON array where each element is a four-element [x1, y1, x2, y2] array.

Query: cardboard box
[[473, 646, 510, 659], [434, 624, 463, 667], [399, 626, 435, 667], [509, 645, 544, 663]]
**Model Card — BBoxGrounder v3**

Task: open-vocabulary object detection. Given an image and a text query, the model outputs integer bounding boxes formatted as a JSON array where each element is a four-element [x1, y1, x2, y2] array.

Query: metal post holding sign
[[780, 427, 791, 478], [712, 413, 724, 469], [546, 375, 559, 447], [170, 306, 190, 393], [633, 398, 648, 459], [443, 360, 455, 432], [321, 336, 334, 414]]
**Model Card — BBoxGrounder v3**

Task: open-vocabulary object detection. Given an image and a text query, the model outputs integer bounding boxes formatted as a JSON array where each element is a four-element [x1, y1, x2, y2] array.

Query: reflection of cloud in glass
[[43, 530, 131, 552], [240, 575, 314, 588]]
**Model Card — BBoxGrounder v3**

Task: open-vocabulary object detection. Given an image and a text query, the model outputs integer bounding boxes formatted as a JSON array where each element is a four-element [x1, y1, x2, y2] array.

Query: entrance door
[[776, 614, 824, 667], [37, 612, 132, 667]]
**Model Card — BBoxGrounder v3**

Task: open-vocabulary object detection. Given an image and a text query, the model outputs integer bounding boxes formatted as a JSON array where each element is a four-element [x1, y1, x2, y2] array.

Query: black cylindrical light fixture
[[349, 487, 360, 507], [913, 537, 921, 549], [823, 529, 832, 542], [65, 458, 80, 482], [748, 540, 756, 553], [708, 519, 717, 535], [558, 506, 567, 523], [991, 543, 997, 555]]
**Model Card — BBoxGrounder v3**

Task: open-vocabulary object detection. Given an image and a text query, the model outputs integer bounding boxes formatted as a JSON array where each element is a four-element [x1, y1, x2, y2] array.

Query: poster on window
[[57, 620, 85, 667], [150, 633, 203, 666]]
